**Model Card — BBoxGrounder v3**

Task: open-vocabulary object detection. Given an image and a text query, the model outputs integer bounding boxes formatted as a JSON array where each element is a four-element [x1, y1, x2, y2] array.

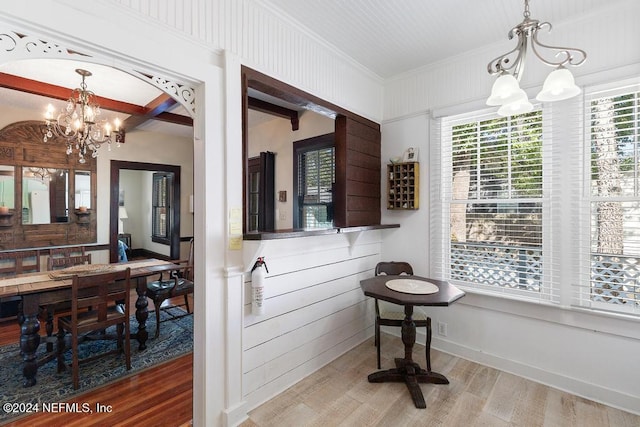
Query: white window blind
[[297, 146, 335, 228], [435, 107, 557, 302], [577, 81, 640, 315]]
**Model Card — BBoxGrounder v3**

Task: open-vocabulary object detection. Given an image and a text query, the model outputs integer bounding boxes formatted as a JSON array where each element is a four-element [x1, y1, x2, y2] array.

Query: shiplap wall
[[241, 231, 381, 408]]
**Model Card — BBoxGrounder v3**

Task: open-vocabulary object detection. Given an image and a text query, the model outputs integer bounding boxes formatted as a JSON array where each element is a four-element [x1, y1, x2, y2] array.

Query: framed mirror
[[75, 170, 91, 210], [22, 167, 69, 224], [0, 166, 15, 213]]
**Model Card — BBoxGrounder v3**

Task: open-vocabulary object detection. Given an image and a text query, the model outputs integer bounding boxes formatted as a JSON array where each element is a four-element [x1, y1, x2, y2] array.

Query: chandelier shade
[[486, 0, 586, 116], [43, 69, 125, 163]]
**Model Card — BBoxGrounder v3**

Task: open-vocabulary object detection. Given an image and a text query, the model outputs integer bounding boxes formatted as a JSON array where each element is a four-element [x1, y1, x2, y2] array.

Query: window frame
[[292, 133, 335, 229]]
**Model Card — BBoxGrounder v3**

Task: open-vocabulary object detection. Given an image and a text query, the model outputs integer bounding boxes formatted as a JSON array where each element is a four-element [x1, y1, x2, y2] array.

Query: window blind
[[577, 80, 640, 315], [435, 106, 558, 303]]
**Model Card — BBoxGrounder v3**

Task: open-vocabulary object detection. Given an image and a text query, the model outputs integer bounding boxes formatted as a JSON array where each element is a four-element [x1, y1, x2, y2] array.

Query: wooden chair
[[43, 253, 92, 350], [0, 250, 40, 320], [56, 268, 132, 390], [374, 261, 432, 370], [146, 238, 194, 338]]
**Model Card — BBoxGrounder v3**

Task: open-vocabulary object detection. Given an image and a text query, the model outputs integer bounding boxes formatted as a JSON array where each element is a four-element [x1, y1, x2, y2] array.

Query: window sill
[[454, 286, 640, 341], [243, 224, 399, 241]]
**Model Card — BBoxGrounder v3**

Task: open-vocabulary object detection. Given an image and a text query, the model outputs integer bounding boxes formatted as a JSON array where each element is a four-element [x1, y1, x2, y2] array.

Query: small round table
[[360, 275, 465, 408]]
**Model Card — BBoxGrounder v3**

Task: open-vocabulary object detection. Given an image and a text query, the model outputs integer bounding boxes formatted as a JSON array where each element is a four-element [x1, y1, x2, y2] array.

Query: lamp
[[43, 69, 125, 164], [486, 0, 586, 116], [118, 206, 129, 234]]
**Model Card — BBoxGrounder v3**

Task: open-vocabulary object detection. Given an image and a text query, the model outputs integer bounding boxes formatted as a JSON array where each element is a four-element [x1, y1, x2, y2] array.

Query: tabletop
[[0, 258, 178, 298], [360, 275, 465, 306]]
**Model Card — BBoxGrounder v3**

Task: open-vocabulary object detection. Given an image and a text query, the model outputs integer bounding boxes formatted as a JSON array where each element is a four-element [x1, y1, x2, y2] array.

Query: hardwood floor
[[0, 295, 193, 427], [241, 334, 640, 427]]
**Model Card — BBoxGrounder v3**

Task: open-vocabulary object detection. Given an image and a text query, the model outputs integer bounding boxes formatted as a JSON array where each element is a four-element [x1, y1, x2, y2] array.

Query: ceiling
[[0, 0, 628, 135], [262, 0, 627, 78]]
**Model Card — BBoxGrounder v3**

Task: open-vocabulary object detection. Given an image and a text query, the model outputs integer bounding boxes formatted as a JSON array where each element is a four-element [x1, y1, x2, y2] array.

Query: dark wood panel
[[345, 180, 380, 197], [346, 210, 381, 226], [347, 195, 381, 211], [346, 149, 381, 170], [346, 165, 381, 185]]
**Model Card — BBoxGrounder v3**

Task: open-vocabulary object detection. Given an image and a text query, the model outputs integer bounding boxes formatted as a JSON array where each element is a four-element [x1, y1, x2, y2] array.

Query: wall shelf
[[387, 162, 419, 210]]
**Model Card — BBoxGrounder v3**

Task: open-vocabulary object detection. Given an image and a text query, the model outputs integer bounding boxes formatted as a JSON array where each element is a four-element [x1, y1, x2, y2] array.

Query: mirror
[[75, 170, 91, 210], [22, 167, 69, 224], [0, 166, 15, 212]]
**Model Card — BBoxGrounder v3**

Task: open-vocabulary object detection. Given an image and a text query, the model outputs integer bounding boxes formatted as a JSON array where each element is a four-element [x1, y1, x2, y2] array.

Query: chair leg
[[72, 333, 79, 390], [154, 298, 162, 339], [425, 318, 432, 372], [375, 318, 381, 369], [184, 294, 190, 313]]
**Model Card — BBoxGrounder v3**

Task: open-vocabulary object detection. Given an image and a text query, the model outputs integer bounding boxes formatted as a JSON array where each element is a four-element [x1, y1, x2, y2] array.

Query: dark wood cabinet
[[387, 162, 419, 210]]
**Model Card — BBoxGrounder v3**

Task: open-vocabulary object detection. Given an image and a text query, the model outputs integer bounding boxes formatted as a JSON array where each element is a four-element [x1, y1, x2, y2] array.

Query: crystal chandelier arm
[[530, 22, 587, 68]]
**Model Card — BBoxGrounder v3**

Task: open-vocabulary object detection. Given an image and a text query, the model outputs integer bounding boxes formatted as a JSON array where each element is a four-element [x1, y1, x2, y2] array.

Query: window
[[440, 109, 545, 299], [434, 78, 640, 316], [293, 134, 335, 229], [152, 172, 172, 244], [583, 83, 640, 314]]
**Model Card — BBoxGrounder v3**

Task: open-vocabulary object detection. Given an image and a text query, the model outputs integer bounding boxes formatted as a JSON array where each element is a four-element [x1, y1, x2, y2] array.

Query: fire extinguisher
[[251, 257, 268, 315]]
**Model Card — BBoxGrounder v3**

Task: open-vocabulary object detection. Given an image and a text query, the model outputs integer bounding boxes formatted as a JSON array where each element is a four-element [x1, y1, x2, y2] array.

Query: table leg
[[19, 295, 41, 387], [134, 277, 149, 351], [367, 305, 449, 409]]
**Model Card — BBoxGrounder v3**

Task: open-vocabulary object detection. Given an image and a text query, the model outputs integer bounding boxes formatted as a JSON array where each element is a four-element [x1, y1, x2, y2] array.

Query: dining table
[[0, 258, 183, 387], [360, 274, 465, 408]]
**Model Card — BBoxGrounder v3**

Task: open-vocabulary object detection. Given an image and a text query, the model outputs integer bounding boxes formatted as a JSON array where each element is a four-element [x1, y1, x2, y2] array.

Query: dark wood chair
[[42, 253, 93, 350], [146, 238, 194, 338], [374, 261, 432, 370], [56, 268, 132, 390], [0, 250, 41, 320]]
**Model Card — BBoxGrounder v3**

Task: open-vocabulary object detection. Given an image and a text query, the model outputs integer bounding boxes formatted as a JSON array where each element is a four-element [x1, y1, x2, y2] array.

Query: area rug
[[0, 308, 193, 424]]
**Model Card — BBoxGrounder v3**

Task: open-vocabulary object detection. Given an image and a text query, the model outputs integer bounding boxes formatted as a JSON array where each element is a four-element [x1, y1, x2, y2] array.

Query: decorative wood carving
[[0, 120, 97, 250]]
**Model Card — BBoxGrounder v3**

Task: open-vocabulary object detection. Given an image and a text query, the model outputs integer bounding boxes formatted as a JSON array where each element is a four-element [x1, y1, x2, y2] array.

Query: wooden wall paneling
[[0, 121, 97, 249], [335, 116, 381, 227]]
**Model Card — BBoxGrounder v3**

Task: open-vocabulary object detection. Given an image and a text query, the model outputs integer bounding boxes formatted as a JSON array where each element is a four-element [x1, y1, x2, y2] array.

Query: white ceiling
[[262, 0, 627, 78], [0, 0, 628, 135]]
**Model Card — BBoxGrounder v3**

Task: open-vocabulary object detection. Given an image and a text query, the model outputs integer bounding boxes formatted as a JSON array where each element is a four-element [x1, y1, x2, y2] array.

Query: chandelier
[[486, 0, 587, 116], [43, 69, 125, 163], [27, 167, 60, 181]]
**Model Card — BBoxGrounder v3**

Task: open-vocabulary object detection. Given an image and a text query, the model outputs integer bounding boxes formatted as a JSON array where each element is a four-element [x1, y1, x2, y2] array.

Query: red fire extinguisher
[[251, 257, 268, 315]]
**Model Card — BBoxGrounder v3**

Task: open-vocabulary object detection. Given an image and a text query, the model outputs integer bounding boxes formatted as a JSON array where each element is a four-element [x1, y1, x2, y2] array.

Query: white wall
[[381, 0, 640, 414], [242, 231, 380, 409], [248, 111, 335, 229]]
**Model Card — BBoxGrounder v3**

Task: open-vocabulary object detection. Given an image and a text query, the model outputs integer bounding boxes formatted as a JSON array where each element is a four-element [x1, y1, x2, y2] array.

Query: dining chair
[[43, 253, 93, 351], [56, 268, 132, 390], [0, 250, 41, 321], [374, 261, 432, 370], [146, 238, 194, 338]]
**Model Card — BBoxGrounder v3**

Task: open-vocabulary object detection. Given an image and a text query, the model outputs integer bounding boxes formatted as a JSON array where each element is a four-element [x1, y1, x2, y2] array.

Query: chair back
[[375, 261, 413, 276], [49, 246, 86, 258], [0, 250, 41, 276], [71, 268, 131, 326], [47, 254, 92, 271]]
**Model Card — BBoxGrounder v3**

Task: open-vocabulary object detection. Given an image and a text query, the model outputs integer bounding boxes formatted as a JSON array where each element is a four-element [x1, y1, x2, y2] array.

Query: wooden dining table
[[360, 274, 465, 408], [0, 258, 183, 387]]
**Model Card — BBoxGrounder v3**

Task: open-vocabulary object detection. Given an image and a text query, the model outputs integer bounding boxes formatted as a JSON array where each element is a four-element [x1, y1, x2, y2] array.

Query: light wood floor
[[241, 334, 640, 427]]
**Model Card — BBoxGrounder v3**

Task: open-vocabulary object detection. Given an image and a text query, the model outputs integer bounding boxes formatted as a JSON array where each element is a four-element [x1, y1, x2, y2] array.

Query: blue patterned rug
[[0, 308, 193, 424]]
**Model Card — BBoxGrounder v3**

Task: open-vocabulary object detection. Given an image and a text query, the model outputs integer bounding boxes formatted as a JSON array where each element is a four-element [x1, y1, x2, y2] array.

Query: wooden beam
[[248, 96, 299, 131], [0, 72, 192, 128]]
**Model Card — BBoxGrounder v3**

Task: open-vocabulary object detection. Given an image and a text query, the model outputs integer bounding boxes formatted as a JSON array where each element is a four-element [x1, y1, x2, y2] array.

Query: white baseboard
[[222, 400, 248, 427]]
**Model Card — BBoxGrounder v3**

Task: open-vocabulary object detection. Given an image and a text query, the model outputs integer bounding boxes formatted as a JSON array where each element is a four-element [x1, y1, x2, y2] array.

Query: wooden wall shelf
[[387, 162, 419, 210]]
